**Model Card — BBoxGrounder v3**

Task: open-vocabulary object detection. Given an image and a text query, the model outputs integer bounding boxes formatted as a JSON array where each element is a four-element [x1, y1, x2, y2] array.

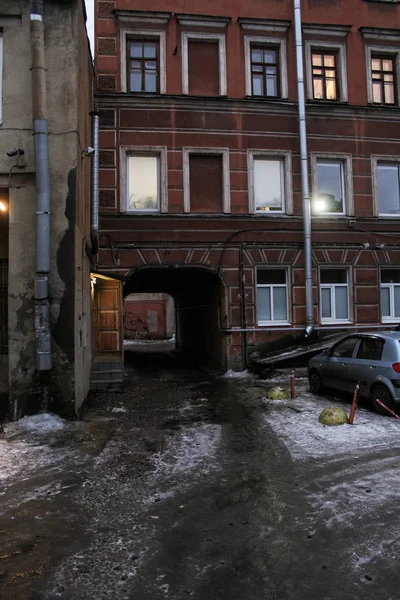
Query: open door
[[92, 275, 123, 356]]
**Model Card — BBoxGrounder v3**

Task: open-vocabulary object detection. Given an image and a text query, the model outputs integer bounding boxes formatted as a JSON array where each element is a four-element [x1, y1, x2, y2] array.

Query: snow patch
[[222, 369, 253, 379], [4, 413, 65, 437]]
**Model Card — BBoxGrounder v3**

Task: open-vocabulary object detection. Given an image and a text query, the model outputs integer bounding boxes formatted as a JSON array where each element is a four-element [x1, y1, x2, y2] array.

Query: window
[[356, 337, 384, 361], [120, 146, 167, 213], [376, 163, 400, 215], [320, 269, 350, 323], [0, 34, 2, 124], [248, 150, 292, 215], [182, 33, 227, 96], [183, 148, 230, 213], [256, 269, 289, 325], [381, 269, 400, 322], [244, 36, 288, 98], [331, 337, 358, 358], [311, 50, 339, 100], [120, 30, 166, 94], [305, 41, 348, 102], [311, 154, 353, 216], [127, 39, 159, 93], [371, 54, 396, 104], [250, 46, 280, 97]]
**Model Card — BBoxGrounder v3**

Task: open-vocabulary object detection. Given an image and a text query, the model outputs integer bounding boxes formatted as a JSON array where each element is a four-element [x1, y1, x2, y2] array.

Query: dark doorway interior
[[123, 267, 225, 370]]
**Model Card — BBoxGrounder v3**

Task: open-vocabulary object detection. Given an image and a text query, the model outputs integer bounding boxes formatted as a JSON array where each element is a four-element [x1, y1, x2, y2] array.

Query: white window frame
[[120, 30, 166, 94], [305, 41, 348, 102], [311, 153, 354, 216], [120, 146, 168, 213], [366, 46, 400, 105], [381, 271, 400, 323], [256, 268, 290, 326], [182, 147, 230, 214], [320, 269, 351, 324], [247, 150, 293, 215], [181, 32, 227, 96], [244, 36, 288, 98], [0, 35, 2, 124], [371, 155, 400, 217]]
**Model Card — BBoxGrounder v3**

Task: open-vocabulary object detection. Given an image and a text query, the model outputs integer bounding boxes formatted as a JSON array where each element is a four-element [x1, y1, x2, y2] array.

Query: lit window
[[381, 269, 400, 322], [371, 55, 396, 105], [320, 269, 349, 322], [127, 155, 160, 211], [256, 269, 289, 324], [312, 51, 339, 100], [377, 164, 400, 215]]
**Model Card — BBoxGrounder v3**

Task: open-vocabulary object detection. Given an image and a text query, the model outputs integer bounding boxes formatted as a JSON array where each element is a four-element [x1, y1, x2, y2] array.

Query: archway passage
[[123, 267, 226, 370]]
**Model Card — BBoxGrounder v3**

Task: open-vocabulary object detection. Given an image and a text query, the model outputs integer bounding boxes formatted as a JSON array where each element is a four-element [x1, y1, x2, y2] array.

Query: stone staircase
[[90, 356, 124, 391]]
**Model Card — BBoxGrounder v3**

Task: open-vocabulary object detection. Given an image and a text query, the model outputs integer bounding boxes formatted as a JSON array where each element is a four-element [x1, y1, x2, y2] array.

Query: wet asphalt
[[1, 348, 400, 599]]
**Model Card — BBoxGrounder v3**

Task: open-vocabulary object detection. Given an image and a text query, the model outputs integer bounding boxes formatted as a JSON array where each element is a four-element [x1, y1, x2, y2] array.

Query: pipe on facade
[[30, 0, 52, 370], [90, 111, 99, 255], [239, 244, 248, 368], [294, 0, 314, 339]]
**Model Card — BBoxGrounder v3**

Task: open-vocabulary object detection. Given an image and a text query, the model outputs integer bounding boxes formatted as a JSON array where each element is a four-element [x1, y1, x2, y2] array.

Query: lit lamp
[[0, 199, 8, 212], [314, 196, 328, 213]]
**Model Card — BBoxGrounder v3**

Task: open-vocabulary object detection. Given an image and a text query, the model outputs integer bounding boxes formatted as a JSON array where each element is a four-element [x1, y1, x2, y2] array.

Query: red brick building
[[94, 0, 400, 371]]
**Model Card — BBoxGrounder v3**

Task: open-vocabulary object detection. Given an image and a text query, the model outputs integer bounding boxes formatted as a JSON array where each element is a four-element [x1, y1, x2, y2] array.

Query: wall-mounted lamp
[[82, 146, 95, 158], [0, 200, 8, 213]]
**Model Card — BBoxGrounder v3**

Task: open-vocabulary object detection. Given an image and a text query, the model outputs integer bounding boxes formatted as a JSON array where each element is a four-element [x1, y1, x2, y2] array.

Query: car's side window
[[331, 337, 359, 358], [356, 337, 384, 361]]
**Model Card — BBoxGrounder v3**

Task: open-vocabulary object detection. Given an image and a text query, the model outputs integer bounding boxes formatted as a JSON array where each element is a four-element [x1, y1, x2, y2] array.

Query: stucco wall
[[0, 0, 93, 417]]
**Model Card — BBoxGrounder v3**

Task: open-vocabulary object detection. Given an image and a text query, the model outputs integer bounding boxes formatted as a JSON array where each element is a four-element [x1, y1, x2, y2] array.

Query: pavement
[[1, 347, 400, 599]]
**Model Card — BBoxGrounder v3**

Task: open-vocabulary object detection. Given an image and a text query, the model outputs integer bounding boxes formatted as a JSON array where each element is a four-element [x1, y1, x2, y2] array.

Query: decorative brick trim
[[98, 38, 116, 55]]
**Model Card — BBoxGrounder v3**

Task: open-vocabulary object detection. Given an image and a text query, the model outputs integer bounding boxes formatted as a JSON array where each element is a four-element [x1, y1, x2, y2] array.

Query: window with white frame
[[256, 269, 289, 324], [120, 30, 166, 94], [320, 269, 350, 323], [182, 32, 227, 96], [376, 163, 400, 215], [244, 36, 288, 98], [311, 154, 353, 216], [0, 34, 2, 124], [183, 147, 230, 213], [381, 269, 400, 322], [305, 41, 348, 102], [248, 151, 292, 215], [121, 146, 167, 213]]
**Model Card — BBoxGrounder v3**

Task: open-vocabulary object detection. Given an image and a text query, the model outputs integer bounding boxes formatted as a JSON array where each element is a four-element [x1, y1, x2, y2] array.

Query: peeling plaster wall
[[0, 0, 93, 417]]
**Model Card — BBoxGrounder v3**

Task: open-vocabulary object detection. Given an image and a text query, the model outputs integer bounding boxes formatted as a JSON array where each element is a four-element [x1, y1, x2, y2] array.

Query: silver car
[[308, 331, 400, 414]]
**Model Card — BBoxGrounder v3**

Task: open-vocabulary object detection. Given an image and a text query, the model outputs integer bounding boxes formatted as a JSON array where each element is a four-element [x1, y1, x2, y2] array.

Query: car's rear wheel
[[371, 384, 393, 415], [309, 370, 324, 394]]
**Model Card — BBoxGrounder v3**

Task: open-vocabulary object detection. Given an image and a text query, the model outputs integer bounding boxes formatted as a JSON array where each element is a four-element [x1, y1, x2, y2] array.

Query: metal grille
[[0, 259, 8, 354]]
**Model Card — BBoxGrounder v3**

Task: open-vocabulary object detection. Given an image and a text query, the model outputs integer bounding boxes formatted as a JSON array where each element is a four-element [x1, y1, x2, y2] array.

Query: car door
[[350, 336, 385, 397], [321, 336, 360, 392]]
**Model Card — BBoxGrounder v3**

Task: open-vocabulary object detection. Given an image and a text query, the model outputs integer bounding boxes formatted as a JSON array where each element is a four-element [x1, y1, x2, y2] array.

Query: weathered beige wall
[[0, 0, 93, 417]]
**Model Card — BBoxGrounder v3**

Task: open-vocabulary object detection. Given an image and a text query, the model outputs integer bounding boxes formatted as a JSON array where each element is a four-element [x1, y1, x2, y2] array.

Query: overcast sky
[[85, 0, 94, 56]]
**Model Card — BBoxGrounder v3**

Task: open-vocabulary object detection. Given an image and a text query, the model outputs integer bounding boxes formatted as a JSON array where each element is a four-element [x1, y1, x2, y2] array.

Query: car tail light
[[392, 363, 400, 373]]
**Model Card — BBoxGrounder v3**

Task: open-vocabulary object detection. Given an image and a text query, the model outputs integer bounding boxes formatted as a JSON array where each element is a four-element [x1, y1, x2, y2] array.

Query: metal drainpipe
[[294, 0, 314, 338], [239, 244, 248, 369], [30, 0, 52, 370], [90, 111, 99, 255]]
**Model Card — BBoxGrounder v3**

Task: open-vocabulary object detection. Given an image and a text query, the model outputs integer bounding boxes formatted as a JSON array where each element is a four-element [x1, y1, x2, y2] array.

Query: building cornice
[[360, 26, 400, 41], [175, 14, 231, 28], [114, 10, 172, 26], [302, 23, 352, 36], [237, 17, 291, 33]]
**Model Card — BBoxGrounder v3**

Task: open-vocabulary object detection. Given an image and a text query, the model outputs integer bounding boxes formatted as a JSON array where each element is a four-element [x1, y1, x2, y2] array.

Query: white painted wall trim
[[181, 32, 227, 96], [120, 29, 166, 94], [119, 145, 168, 213], [244, 35, 288, 98], [182, 147, 230, 213]]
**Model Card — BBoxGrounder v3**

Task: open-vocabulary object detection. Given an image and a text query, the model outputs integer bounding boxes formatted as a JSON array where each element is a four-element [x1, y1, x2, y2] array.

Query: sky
[[85, 0, 95, 57]]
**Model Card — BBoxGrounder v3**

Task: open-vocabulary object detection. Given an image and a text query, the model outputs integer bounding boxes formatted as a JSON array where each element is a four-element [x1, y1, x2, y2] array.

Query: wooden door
[[93, 278, 123, 354]]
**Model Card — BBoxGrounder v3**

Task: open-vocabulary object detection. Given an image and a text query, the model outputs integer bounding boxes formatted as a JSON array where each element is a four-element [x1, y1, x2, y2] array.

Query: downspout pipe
[[294, 0, 314, 338], [30, 0, 52, 370], [90, 111, 99, 255]]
